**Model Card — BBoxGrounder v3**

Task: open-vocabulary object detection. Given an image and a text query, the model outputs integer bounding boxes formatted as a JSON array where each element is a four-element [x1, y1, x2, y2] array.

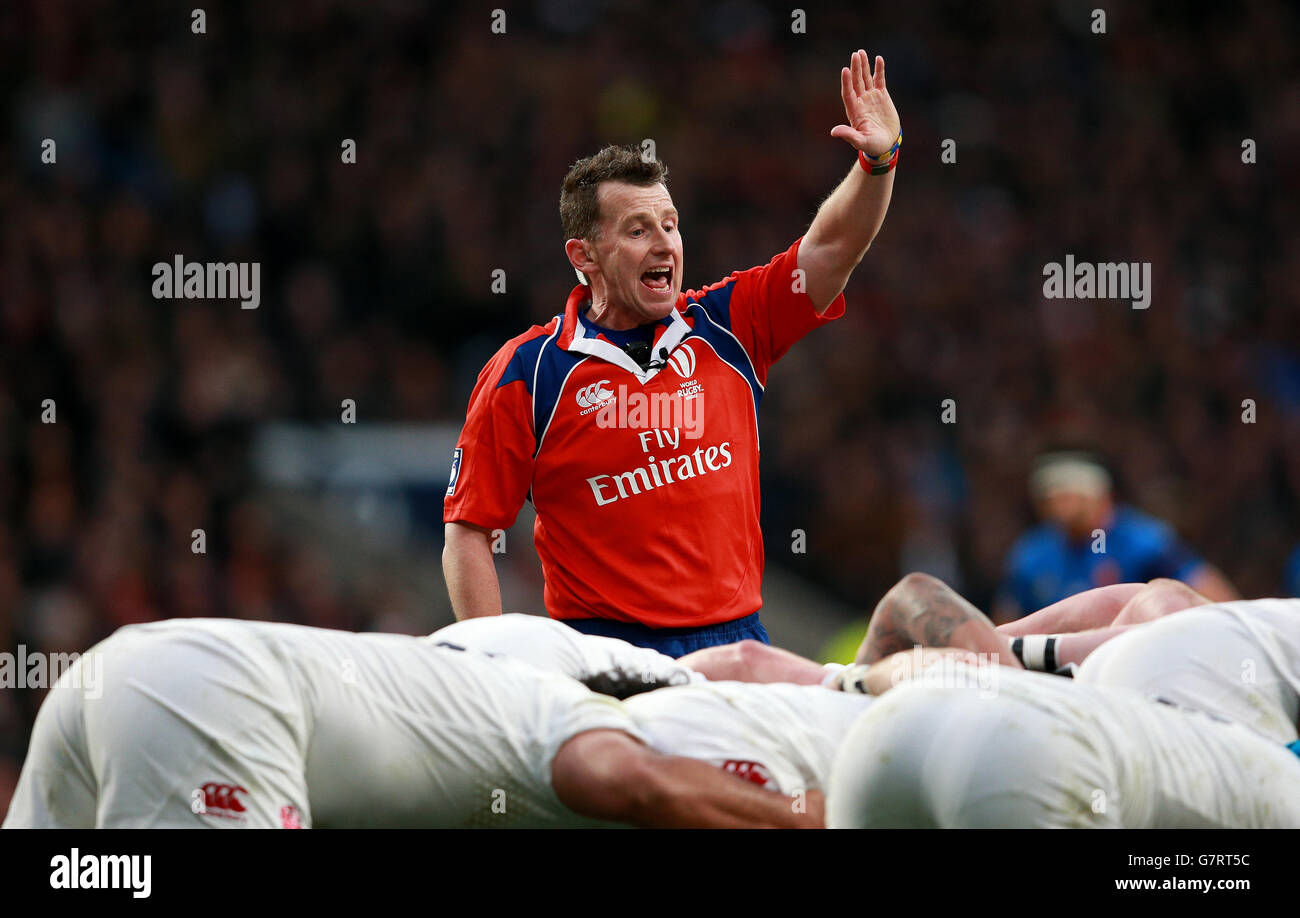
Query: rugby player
[[431, 596, 1293, 811], [432, 613, 874, 798], [826, 579, 1300, 827], [2, 618, 821, 829], [1075, 597, 1300, 744], [431, 612, 834, 687], [826, 662, 1300, 828]]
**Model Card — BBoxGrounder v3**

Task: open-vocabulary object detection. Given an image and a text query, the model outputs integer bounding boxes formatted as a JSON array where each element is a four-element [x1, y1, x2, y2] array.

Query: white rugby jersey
[[827, 663, 1300, 828], [625, 680, 874, 794], [428, 613, 703, 685], [959, 664, 1300, 827], [1079, 598, 1300, 743], [1216, 598, 1300, 698], [96, 618, 638, 827]]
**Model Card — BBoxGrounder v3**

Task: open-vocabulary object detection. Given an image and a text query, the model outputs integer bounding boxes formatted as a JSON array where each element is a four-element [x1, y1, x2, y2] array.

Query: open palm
[[830, 50, 901, 159]]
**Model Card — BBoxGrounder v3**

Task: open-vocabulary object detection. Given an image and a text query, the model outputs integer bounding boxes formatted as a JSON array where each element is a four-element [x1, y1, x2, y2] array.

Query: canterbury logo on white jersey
[[667, 343, 697, 378], [575, 380, 615, 408]]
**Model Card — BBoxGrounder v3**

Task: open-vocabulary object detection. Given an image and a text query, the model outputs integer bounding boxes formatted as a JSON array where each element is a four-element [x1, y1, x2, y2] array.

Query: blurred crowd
[[2, 0, 1299, 805]]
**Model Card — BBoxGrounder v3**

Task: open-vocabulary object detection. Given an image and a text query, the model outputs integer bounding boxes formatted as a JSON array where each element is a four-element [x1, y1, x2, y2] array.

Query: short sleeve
[[686, 236, 844, 385], [442, 343, 537, 532]]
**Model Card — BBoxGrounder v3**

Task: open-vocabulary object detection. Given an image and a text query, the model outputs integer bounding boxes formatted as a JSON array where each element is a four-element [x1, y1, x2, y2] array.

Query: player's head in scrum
[[560, 144, 681, 329], [579, 666, 692, 699]]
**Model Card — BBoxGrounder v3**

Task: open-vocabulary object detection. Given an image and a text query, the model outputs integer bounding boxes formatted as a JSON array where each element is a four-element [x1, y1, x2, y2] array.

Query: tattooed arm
[[855, 573, 1019, 666]]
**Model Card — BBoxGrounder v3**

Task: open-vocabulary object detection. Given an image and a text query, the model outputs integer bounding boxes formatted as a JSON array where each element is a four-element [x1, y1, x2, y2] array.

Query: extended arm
[[799, 50, 899, 312], [552, 730, 823, 828], [996, 583, 1146, 636], [999, 578, 1213, 636], [442, 521, 503, 619], [678, 640, 829, 685], [846, 626, 1148, 696], [854, 647, 989, 696]]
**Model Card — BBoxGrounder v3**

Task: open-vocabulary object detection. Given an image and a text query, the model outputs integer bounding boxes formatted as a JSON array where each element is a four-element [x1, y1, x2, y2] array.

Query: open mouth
[[640, 266, 672, 293]]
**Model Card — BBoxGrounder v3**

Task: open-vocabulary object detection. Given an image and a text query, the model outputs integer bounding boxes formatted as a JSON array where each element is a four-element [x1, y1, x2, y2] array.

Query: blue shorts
[[562, 612, 770, 658]]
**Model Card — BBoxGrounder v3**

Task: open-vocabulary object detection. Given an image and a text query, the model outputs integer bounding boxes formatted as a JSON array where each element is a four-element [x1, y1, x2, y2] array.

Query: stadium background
[[1, 0, 1298, 817]]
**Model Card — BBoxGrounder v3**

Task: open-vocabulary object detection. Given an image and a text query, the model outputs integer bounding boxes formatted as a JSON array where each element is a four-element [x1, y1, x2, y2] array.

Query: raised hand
[[830, 50, 901, 159]]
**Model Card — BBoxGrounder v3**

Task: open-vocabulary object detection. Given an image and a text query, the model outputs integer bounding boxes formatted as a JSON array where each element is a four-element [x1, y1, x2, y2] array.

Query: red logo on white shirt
[[721, 760, 772, 787]]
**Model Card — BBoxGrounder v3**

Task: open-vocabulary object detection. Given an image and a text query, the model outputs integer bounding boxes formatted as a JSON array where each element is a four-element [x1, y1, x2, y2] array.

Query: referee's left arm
[[800, 49, 900, 312]]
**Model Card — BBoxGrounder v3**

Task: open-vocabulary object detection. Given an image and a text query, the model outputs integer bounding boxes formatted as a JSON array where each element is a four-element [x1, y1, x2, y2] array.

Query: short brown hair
[[560, 144, 669, 242]]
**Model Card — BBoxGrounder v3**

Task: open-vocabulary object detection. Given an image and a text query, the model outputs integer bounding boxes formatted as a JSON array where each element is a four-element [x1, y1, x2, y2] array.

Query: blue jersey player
[[996, 452, 1237, 622]]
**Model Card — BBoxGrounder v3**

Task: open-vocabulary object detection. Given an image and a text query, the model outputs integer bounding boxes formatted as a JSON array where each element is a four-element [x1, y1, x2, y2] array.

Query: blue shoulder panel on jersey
[[1288, 739, 1300, 760], [691, 279, 737, 332], [531, 317, 586, 454], [496, 330, 551, 394], [683, 294, 762, 411]]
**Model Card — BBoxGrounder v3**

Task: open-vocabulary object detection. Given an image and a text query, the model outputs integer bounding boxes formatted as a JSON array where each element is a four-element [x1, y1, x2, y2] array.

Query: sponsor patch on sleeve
[[447, 447, 463, 496]]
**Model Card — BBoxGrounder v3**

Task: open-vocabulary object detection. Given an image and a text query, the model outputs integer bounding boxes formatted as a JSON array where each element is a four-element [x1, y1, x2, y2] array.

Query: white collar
[[565, 306, 693, 384]]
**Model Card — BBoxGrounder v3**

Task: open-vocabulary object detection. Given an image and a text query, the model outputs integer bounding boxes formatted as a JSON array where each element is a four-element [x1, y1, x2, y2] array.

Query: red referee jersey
[[443, 236, 845, 628]]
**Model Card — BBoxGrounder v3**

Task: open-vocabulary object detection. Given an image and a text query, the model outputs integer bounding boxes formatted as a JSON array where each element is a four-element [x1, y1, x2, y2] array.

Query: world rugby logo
[[667, 343, 697, 378], [576, 380, 615, 408]]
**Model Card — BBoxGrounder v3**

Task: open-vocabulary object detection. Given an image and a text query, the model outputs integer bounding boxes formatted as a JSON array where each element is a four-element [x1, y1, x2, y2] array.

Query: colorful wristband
[[858, 129, 902, 175]]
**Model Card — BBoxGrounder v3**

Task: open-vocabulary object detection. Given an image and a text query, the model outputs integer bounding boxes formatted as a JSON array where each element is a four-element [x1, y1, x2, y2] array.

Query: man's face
[[1036, 489, 1102, 538], [587, 181, 682, 325]]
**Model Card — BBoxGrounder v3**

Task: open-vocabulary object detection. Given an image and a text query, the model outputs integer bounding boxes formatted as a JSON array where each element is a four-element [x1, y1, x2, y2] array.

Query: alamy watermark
[[0, 646, 103, 699], [1042, 254, 1151, 309], [889, 646, 1002, 698], [151, 255, 261, 309]]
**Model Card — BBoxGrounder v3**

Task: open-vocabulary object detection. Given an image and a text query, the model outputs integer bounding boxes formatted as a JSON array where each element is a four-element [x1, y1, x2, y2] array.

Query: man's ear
[[565, 237, 597, 284]]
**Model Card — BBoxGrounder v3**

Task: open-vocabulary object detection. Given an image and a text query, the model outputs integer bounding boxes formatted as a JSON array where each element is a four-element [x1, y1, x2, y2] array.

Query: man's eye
[[630, 228, 644, 237]]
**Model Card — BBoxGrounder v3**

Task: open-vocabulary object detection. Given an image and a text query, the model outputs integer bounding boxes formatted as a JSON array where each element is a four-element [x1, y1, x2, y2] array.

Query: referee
[[443, 50, 900, 655]]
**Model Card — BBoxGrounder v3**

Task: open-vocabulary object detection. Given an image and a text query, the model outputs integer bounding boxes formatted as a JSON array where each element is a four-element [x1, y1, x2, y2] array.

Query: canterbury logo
[[198, 782, 248, 817], [575, 380, 615, 408], [721, 760, 772, 787], [667, 343, 697, 378]]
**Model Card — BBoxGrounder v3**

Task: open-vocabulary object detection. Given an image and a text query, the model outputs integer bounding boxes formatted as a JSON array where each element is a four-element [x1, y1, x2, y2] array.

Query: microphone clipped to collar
[[623, 341, 670, 371]]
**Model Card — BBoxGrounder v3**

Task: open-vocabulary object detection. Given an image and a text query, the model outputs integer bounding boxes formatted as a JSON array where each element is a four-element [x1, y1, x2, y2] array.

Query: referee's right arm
[[443, 521, 503, 619], [442, 335, 539, 620]]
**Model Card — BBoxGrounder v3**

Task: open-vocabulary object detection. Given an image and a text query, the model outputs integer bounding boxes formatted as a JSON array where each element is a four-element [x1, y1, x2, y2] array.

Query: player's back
[[428, 613, 700, 684], [624, 680, 872, 794], [17, 617, 636, 828], [1211, 598, 1300, 694], [232, 619, 637, 827], [1079, 597, 1300, 743], [962, 665, 1300, 827]]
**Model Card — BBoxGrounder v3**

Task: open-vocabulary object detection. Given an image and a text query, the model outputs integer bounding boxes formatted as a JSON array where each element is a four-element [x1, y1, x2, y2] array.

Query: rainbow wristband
[[858, 130, 901, 175]]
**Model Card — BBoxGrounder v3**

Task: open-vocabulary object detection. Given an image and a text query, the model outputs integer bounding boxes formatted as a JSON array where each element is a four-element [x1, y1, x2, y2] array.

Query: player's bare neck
[[585, 297, 640, 331]]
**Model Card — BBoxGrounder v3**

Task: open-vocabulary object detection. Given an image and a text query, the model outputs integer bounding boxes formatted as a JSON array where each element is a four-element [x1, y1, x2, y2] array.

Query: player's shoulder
[[1112, 505, 1176, 544], [479, 317, 563, 390], [681, 239, 802, 304], [1008, 525, 1061, 565], [430, 612, 574, 644]]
